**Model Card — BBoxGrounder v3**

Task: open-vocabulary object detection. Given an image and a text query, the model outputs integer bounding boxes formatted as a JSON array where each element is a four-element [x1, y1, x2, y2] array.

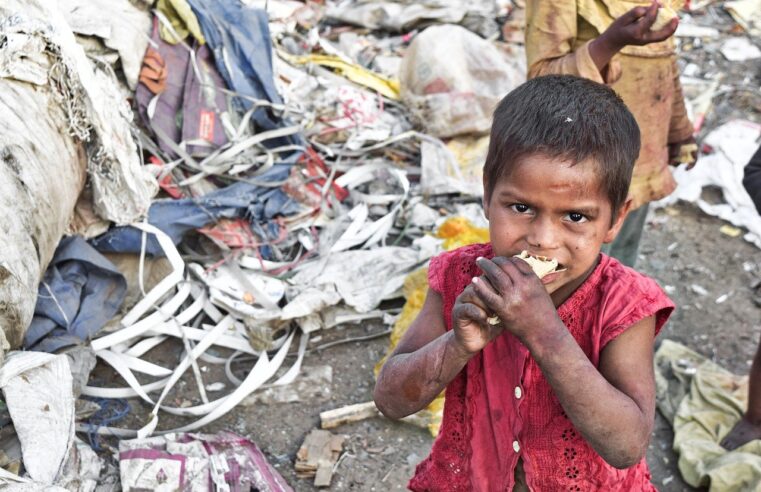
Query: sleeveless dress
[[409, 243, 674, 491]]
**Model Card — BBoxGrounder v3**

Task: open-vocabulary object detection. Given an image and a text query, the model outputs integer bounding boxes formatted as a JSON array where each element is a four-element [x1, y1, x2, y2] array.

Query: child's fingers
[[471, 276, 505, 314], [490, 256, 531, 285], [452, 299, 488, 325], [459, 284, 490, 312], [620, 5, 650, 25], [643, 17, 678, 42], [637, 3, 659, 30], [476, 257, 512, 292], [503, 256, 536, 278]]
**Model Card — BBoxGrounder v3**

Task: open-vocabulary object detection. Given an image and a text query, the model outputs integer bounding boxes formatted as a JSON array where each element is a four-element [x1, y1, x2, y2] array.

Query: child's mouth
[[513, 251, 566, 280], [539, 270, 563, 285]]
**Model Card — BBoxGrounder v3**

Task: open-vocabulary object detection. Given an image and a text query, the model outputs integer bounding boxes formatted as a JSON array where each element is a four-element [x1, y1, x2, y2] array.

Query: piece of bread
[[651, 5, 678, 31], [513, 250, 563, 279], [484, 252, 564, 325]]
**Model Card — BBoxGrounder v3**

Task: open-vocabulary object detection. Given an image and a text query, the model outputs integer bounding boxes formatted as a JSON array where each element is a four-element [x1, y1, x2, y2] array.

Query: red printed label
[[198, 110, 215, 141]]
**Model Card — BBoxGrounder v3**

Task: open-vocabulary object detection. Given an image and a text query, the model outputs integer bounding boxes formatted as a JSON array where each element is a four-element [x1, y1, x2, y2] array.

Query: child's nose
[[527, 217, 559, 250]]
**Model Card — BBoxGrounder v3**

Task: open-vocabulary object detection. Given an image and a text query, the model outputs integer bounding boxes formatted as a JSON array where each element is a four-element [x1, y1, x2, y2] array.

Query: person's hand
[[669, 136, 698, 169], [451, 283, 504, 355], [598, 1, 678, 53], [471, 256, 561, 343]]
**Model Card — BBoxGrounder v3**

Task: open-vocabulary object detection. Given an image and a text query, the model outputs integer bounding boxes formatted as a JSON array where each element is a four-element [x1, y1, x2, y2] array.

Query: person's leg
[[721, 334, 761, 450], [601, 203, 649, 268]]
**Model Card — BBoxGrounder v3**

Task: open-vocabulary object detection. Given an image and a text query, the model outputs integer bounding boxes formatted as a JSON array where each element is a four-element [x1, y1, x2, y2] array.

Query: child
[[525, 0, 697, 267], [721, 144, 761, 450], [374, 75, 674, 490]]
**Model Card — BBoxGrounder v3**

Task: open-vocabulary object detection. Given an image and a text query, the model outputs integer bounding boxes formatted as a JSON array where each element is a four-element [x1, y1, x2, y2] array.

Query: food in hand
[[651, 5, 677, 31], [514, 250, 565, 279], [676, 142, 698, 164], [483, 252, 565, 326]]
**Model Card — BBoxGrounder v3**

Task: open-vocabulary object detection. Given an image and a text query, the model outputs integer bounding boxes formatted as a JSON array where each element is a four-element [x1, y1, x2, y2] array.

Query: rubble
[[295, 429, 346, 488]]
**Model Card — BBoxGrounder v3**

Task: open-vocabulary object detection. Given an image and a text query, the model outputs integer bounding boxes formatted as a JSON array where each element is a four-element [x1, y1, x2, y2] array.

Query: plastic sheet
[[400, 24, 525, 138]]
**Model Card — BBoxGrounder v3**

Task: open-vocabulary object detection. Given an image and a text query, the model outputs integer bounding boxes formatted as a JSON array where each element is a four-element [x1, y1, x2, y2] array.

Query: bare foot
[[721, 416, 761, 450]]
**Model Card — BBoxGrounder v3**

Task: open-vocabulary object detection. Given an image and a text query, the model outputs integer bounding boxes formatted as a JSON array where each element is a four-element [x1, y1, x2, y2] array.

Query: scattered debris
[[715, 292, 732, 303], [0, 0, 758, 488], [720, 37, 761, 61], [657, 120, 761, 248], [244, 365, 332, 405], [320, 401, 380, 429], [720, 224, 744, 237], [691, 284, 709, 296], [119, 431, 292, 491], [295, 429, 346, 488], [0, 352, 74, 486]]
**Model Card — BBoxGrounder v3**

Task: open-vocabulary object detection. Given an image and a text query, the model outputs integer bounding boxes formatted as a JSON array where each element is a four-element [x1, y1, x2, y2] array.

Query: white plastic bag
[[399, 24, 526, 138], [0, 352, 74, 485]]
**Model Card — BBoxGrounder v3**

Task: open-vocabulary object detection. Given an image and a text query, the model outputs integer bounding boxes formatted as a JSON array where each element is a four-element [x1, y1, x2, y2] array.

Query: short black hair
[[483, 75, 640, 217]]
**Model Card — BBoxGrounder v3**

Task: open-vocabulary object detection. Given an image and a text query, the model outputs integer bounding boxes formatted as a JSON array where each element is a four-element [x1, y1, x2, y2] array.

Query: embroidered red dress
[[409, 243, 674, 491]]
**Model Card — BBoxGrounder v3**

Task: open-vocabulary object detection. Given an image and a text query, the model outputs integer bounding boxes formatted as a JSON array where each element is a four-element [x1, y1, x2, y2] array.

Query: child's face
[[483, 153, 629, 301]]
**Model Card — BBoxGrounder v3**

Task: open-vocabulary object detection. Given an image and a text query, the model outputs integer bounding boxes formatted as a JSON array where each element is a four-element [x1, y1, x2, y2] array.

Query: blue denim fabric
[[25, 236, 127, 352]]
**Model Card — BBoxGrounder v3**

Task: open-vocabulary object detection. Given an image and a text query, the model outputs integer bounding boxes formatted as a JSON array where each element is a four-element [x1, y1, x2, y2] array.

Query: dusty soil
[[86, 199, 761, 491]]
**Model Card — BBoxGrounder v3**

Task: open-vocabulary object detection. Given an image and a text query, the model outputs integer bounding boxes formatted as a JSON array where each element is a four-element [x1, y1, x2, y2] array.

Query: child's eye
[[511, 203, 531, 214], [566, 212, 588, 223]]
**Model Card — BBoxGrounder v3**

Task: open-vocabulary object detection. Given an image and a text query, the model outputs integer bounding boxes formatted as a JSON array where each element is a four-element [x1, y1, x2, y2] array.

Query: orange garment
[[525, 0, 694, 210]]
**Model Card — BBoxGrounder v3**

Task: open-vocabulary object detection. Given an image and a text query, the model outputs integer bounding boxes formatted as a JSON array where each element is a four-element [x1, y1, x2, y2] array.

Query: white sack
[[399, 24, 525, 138]]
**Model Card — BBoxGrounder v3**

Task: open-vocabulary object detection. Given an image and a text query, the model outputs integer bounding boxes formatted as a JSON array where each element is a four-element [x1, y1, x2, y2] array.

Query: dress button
[[514, 386, 522, 399], [513, 440, 521, 453]]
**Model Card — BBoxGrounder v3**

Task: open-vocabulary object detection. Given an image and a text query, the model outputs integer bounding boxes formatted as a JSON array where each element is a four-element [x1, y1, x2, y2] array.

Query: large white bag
[[0, 0, 156, 352], [399, 24, 526, 138]]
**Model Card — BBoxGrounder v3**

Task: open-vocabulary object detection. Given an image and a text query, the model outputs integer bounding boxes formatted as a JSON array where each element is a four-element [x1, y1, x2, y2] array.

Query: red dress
[[409, 244, 674, 491]]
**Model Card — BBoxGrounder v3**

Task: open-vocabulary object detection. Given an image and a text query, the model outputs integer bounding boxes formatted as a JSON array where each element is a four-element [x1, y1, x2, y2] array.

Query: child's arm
[[588, 2, 678, 73], [525, 0, 605, 81], [526, 0, 676, 83], [473, 257, 657, 469], [374, 285, 502, 419]]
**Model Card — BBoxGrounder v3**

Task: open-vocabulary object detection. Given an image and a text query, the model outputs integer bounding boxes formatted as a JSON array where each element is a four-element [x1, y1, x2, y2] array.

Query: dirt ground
[[87, 199, 761, 491]]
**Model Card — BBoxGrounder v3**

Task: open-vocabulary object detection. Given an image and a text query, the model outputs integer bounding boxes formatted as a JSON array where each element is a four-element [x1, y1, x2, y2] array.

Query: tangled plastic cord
[[84, 397, 131, 451]]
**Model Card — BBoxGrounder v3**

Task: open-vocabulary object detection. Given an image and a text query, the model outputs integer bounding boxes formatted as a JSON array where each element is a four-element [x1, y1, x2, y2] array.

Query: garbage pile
[[656, 0, 761, 245], [0, 0, 759, 488], [0, 0, 523, 487]]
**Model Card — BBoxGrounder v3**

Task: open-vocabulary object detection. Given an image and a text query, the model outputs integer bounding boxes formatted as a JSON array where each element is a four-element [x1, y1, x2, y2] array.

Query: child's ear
[[603, 198, 633, 243]]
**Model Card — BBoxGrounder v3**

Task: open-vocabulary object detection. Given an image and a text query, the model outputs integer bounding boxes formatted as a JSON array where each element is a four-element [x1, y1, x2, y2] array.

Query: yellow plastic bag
[[281, 53, 400, 100]]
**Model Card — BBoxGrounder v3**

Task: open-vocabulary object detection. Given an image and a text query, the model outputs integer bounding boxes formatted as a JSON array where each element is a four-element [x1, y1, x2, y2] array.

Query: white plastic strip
[[91, 281, 192, 351], [79, 328, 297, 437], [273, 331, 309, 386], [119, 223, 184, 326], [97, 351, 172, 377], [124, 335, 168, 358], [145, 324, 258, 355], [167, 329, 295, 433], [148, 316, 235, 417], [82, 377, 170, 399]]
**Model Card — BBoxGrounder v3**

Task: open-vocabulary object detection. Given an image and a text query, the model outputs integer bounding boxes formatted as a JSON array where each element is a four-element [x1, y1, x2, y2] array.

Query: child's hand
[[451, 284, 504, 355], [471, 256, 560, 342], [669, 136, 698, 169], [600, 1, 678, 51]]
